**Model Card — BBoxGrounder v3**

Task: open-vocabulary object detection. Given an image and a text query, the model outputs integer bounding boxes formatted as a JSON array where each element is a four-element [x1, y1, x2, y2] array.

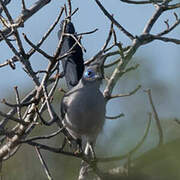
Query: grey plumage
[[59, 20, 106, 179], [61, 64, 106, 149]]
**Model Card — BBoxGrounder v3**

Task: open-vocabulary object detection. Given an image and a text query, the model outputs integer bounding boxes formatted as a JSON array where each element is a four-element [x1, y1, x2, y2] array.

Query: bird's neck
[[80, 79, 101, 90]]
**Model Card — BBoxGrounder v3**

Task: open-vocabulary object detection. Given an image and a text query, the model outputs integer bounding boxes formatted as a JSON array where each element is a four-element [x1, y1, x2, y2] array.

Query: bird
[[59, 19, 106, 179], [61, 64, 106, 154]]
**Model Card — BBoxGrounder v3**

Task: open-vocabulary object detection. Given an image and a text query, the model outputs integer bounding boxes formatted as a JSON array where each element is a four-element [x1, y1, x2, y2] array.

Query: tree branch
[[35, 146, 53, 180], [98, 113, 152, 163], [0, 0, 52, 42], [94, 0, 134, 40], [145, 89, 163, 146]]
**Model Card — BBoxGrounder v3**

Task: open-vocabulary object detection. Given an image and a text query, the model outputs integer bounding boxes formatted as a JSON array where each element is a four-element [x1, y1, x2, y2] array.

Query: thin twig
[[21, 128, 63, 143], [101, 22, 113, 52], [42, 84, 58, 122], [144, 89, 163, 146], [64, 33, 86, 52], [0, 0, 12, 14], [14, 86, 22, 121], [1, 98, 37, 108], [77, 28, 98, 36], [0, 0, 53, 42], [25, 141, 81, 158], [35, 147, 53, 180], [67, 0, 72, 20], [0, 56, 17, 69], [21, 0, 26, 11], [143, 5, 164, 34], [149, 34, 180, 44], [66, 8, 79, 20], [166, 3, 180, 10], [108, 85, 141, 100], [157, 12, 180, 36], [23, 33, 53, 60], [104, 57, 120, 68], [95, 0, 134, 40], [53, 20, 67, 59], [120, 0, 163, 5], [0, 89, 36, 129], [0, 110, 28, 125], [27, 7, 64, 57], [98, 113, 152, 163], [106, 113, 124, 120], [0, 29, 39, 86]]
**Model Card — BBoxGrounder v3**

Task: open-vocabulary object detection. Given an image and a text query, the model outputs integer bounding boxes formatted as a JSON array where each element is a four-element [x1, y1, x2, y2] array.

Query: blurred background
[[0, 0, 180, 179]]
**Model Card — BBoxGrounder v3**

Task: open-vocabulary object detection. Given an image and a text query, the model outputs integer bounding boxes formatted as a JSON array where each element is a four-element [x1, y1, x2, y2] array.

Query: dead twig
[[95, 0, 134, 40], [98, 113, 152, 163], [35, 146, 53, 180], [106, 113, 124, 120], [108, 85, 141, 100], [144, 89, 163, 146]]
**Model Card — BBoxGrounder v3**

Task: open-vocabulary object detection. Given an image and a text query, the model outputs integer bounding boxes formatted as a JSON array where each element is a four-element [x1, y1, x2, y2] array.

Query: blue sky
[[0, 1, 180, 153], [0, 1, 179, 96]]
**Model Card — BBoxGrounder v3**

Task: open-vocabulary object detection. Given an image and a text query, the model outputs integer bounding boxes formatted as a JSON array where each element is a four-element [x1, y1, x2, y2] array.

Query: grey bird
[[59, 19, 106, 179], [61, 64, 106, 155]]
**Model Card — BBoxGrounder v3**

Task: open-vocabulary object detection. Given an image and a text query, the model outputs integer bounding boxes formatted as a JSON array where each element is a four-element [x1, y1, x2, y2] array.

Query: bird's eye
[[84, 69, 95, 79]]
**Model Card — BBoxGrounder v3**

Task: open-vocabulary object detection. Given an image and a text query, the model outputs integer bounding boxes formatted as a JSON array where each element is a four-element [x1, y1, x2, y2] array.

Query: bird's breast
[[65, 89, 105, 136]]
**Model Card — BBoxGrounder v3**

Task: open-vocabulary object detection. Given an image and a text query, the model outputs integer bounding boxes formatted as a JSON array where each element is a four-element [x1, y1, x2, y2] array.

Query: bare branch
[[143, 5, 164, 34], [98, 113, 152, 163], [21, 128, 63, 143], [123, 63, 139, 74], [104, 58, 121, 68], [108, 85, 141, 100], [0, 0, 13, 23], [14, 86, 22, 121], [101, 22, 114, 52], [144, 89, 163, 146], [77, 28, 98, 36], [0, 0, 12, 14], [35, 147, 53, 180], [0, 30, 39, 86], [0, 89, 36, 129], [24, 141, 81, 158], [53, 20, 67, 59], [28, 7, 64, 57], [149, 34, 180, 44], [0, 110, 28, 125], [21, 0, 26, 11], [103, 38, 141, 99], [94, 0, 134, 40], [166, 3, 180, 10], [106, 113, 124, 120], [67, 0, 72, 19], [157, 12, 180, 36], [119, 0, 163, 5], [64, 33, 86, 52], [23, 33, 53, 60], [0, 0, 52, 42], [0, 56, 17, 69]]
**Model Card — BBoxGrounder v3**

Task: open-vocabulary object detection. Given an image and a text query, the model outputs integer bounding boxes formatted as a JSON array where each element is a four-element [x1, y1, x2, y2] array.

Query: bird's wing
[[60, 96, 66, 120], [58, 21, 84, 90]]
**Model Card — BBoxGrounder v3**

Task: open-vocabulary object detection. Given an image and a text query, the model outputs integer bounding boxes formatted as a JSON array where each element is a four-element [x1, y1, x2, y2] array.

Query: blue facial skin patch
[[84, 69, 96, 79]]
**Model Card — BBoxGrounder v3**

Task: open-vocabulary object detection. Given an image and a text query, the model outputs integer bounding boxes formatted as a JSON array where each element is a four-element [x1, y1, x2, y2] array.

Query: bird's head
[[82, 65, 103, 84]]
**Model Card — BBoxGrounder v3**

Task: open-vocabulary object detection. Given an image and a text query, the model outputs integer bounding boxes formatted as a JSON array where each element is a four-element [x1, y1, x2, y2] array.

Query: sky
[[0, 0, 180, 152], [0, 0, 179, 95]]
